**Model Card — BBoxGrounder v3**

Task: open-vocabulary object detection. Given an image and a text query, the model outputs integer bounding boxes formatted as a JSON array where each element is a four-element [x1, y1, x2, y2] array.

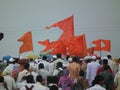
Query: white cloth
[[19, 83, 35, 90], [108, 59, 116, 75], [32, 82, 47, 90], [38, 60, 50, 71], [2, 64, 14, 75], [17, 69, 28, 82], [0, 83, 7, 90], [86, 61, 100, 85], [86, 84, 106, 90], [4, 75, 16, 90]]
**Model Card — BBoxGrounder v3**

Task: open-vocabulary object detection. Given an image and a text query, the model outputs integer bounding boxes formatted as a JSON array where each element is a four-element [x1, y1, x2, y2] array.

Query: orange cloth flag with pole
[[101, 39, 111, 51], [91, 39, 111, 52], [17, 31, 33, 54], [50, 40, 66, 55], [46, 15, 74, 41], [66, 34, 87, 57]]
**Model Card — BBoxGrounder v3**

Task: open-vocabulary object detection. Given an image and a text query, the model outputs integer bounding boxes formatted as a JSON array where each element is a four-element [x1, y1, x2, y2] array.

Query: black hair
[[36, 75, 42, 82], [72, 56, 79, 62], [38, 63, 44, 69], [42, 56, 47, 60], [56, 53, 61, 58], [26, 75, 35, 83], [56, 62, 63, 69], [92, 75, 104, 86], [24, 62, 30, 70], [103, 59, 108, 65], [0, 76, 4, 83], [79, 70, 85, 77]]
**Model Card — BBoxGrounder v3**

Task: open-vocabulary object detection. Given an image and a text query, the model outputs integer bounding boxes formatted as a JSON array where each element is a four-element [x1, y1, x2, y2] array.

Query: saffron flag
[[91, 39, 111, 51], [50, 40, 66, 55], [87, 47, 94, 55], [17, 31, 33, 54], [90, 39, 101, 51], [101, 39, 111, 51], [38, 39, 51, 52], [66, 34, 87, 57], [46, 15, 74, 41]]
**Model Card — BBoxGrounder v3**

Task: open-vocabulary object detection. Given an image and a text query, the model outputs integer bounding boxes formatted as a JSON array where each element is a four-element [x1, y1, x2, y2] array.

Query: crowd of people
[[0, 53, 120, 90]]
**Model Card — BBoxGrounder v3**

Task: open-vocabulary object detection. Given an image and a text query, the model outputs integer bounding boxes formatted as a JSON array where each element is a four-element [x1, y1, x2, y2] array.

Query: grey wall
[[0, 0, 120, 59]]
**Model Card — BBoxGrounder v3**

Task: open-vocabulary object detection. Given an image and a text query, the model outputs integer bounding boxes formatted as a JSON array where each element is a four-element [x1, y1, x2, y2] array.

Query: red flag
[[66, 34, 87, 57], [46, 15, 74, 41], [38, 39, 51, 52], [50, 40, 66, 55], [18, 31, 33, 54], [87, 47, 94, 55], [101, 39, 111, 51], [91, 39, 101, 51]]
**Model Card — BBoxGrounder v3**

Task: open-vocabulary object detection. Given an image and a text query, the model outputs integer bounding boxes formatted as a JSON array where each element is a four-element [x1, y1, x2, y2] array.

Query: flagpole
[[100, 40, 102, 57]]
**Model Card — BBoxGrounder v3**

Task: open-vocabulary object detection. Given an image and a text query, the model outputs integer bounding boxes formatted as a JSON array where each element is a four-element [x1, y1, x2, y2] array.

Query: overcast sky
[[0, 0, 120, 59]]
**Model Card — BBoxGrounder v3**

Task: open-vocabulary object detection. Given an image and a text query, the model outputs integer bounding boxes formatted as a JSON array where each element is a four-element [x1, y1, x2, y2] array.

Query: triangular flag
[[38, 39, 51, 52], [17, 31, 33, 54], [101, 39, 111, 51], [46, 15, 74, 41]]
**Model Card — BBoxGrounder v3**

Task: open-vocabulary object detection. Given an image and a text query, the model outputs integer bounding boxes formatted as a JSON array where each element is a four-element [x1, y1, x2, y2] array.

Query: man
[[86, 55, 100, 86]]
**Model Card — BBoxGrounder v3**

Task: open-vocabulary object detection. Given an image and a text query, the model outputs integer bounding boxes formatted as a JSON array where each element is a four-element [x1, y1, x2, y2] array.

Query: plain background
[[0, 0, 120, 59]]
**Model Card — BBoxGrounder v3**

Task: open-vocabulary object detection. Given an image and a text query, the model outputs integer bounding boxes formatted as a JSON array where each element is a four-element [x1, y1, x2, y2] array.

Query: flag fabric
[[66, 34, 87, 57], [38, 39, 51, 52], [46, 15, 74, 41], [101, 39, 111, 51], [18, 31, 33, 54], [90, 39, 101, 51], [91, 39, 111, 52], [50, 40, 66, 55], [87, 47, 94, 55]]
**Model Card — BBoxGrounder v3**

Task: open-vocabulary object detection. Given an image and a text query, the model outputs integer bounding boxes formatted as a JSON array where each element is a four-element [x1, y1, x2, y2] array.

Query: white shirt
[[87, 84, 106, 90], [4, 75, 16, 90], [33, 82, 47, 90]]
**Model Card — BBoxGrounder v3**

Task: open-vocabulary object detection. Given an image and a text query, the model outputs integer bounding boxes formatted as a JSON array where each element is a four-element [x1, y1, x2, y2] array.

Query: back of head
[[24, 62, 30, 70], [92, 75, 104, 86], [72, 56, 79, 62], [103, 59, 108, 65], [26, 75, 34, 83], [56, 53, 61, 58], [39, 63, 44, 69], [79, 70, 85, 77], [36, 75, 42, 82], [56, 62, 63, 68], [42, 56, 47, 60]]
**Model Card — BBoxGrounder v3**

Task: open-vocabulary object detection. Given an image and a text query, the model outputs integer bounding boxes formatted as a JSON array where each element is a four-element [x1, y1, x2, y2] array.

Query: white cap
[[91, 56, 97, 60], [53, 55, 57, 58], [68, 57, 72, 62], [101, 57, 108, 60], [84, 56, 92, 60], [9, 58, 14, 62]]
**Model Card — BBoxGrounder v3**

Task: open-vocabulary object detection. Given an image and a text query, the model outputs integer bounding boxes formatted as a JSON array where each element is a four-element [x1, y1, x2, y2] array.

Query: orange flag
[[90, 39, 101, 51], [46, 15, 74, 41], [38, 39, 51, 52], [66, 34, 87, 57], [18, 31, 33, 54], [50, 40, 66, 55], [101, 39, 111, 51], [87, 47, 94, 55]]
